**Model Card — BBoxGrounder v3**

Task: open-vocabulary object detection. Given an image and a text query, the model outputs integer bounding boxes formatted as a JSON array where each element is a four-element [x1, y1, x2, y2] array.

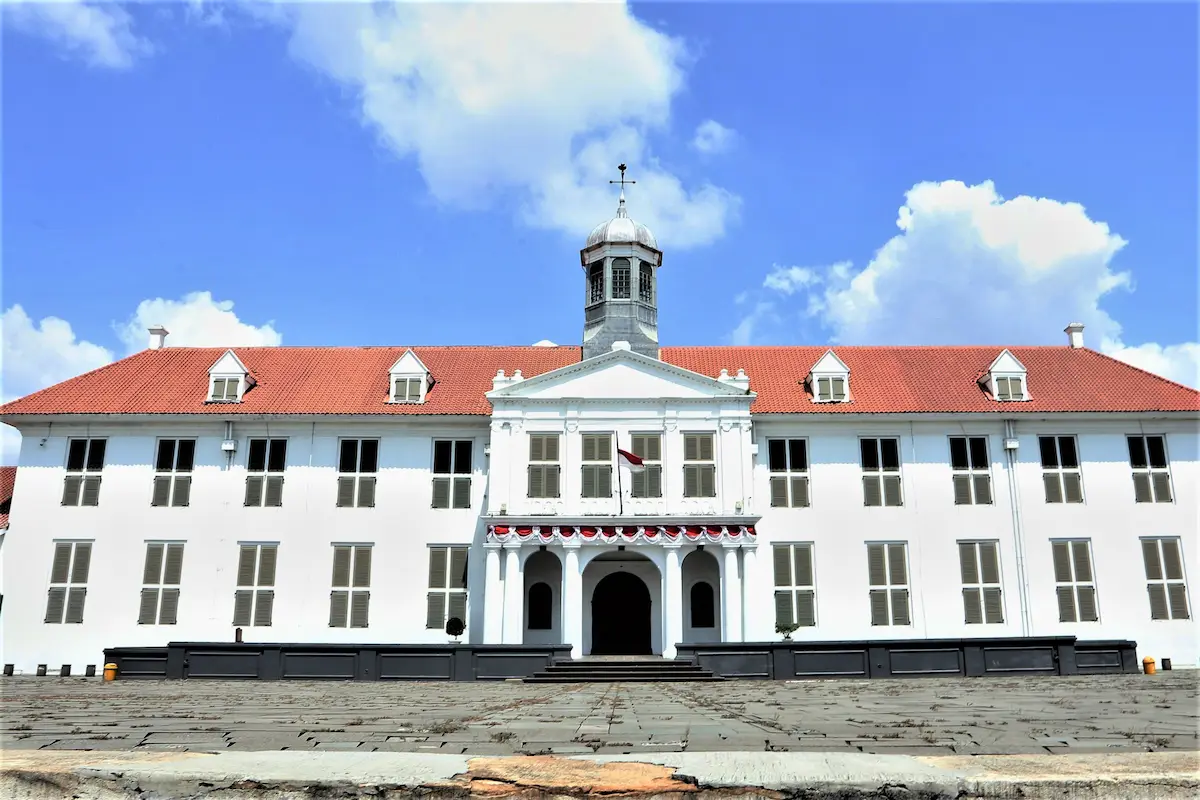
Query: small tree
[[775, 621, 800, 640], [445, 617, 466, 642]]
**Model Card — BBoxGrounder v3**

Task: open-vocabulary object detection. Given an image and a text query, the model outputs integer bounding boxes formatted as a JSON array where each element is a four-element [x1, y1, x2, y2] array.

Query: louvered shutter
[[647, 466, 662, 497], [163, 544, 184, 585], [1051, 542, 1073, 583], [631, 470, 646, 497], [529, 435, 543, 462], [889, 589, 909, 625], [1161, 539, 1184, 580], [791, 477, 809, 507], [547, 466, 561, 498], [973, 475, 992, 504], [264, 476, 284, 507], [1056, 586, 1076, 622], [831, 377, 846, 401], [71, 543, 92, 583], [452, 477, 471, 508], [1151, 473, 1172, 502], [869, 590, 889, 626], [526, 468, 542, 498], [769, 477, 788, 507], [331, 546, 352, 587], [329, 591, 349, 627], [793, 545, 814, 587], [65, 587, 87, 623], [257, 546, 278, 586], [582, 436, 596, 462], [963, 588, 983, 624], [867, 544, 886, 585], [50, 543, 73, 584], [1147, 585, 1169, 620], [143, 544, 165, 585], [1075, 586, 1098, 622], [350, 591, 370, 628], [982, 587, 1004, 623], [582, 466, 596, 498], [81, 477, 102, 506], [428, 548, 448, 590], [62, 476, 82, 505], [158, 589, 180, 625], [151, 476, 172, 507], [979, 543, 1000, 584], [646, 435, 661, 461], [887, 544, 907, 585], [352, 547, 372, 588], [172, 476, 191, 507], [358, 477, 376, 508], [699, 435, 714, 461], [236, 546, 258, 587], [1043, 474, 1063, 503], [426, 592, 445, 628], [597, 467, 612, 498], [774, 591, 793, 626], [1166, 584, 1190, 620], [433, 477, 451, 507], [1141, 540, 1163, 580], [863, 476, 882, 506], [952, 475, 972, 505], [254, 590, 274, 626], [958, 543, 979, 584], [1062, 473, 1083, 503], [684, 435, 698, 461], [232, 590, 254, 625], [449, 547, 468, 589], [138, 588, 160, 624], [1132, 473, 1153, 503], [882, 476, 902, 506], [817, 377, 831, 401], [700, 466, 715, 497], [1070, 541, 1092, 582], [245, 476, 263, 506], [795, 590, 816, 626], [772, 546, 792, 586], [544, 435, 559, 462], [447, 592, 467, 624], [336, 477, 356, 508], [684, 466, 699, 498], [45, 587, 67, 623]]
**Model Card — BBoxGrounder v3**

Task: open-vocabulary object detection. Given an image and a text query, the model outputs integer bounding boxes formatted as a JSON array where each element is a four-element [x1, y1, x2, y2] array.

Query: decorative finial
[[609, 163, 635, 218]]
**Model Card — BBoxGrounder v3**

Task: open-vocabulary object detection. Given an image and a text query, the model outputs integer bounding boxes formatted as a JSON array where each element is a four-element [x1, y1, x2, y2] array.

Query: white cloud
[[743, 179, 1198, 387], [3, 0, 152, 69], [762, 264, 821, 295], [692, 119, 735, 155], [113, 291, 282, 353]]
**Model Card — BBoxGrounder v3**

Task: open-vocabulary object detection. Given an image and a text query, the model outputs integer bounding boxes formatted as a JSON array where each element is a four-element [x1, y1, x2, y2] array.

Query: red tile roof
[[0, 345, 1195, 420], [0, 466, 15, 530]]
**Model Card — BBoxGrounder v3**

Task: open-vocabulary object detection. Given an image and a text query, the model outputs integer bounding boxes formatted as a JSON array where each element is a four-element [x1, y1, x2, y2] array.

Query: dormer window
[[210, 377, 241, 403], [986, 350, 1029, 402], [994, 375, 1024, 401], [388, 349, 431, 404], [393, 376, 425, 403], [816, 376, 846, 402], [207, 350, 250, 404], [809, 350, 850, 404]]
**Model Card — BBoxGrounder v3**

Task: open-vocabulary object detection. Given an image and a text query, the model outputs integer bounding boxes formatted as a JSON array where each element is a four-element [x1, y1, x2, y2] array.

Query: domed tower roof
[[586, 191, 658, 250]]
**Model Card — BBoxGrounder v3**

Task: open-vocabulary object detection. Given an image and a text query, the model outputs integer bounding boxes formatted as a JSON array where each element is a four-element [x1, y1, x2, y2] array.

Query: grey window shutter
[[245, 476, 263, 506], [232, 589, 253, 625], [529, 435, 543, 462], [449, 547, 468, 589], [336, 477, 356, 508], [71, 543, 92, 583], [163, 544, 184, 585], [1062, 473, 1083, 503], [236, 546, 258, 587], [331, 546, 352, 587], [890, 589, 911, 625], [264, 476, 284, 507], [358, 477, 376, 508], [81, 477, 102, 506], [1075, 585, 1098, 622], [648, 465, 662, 497], [769, 477, 788, 507], [882, 476, 902, 506], [793, 544, 814, 587], [352, 547, 372, 588], [45, 587, 67, 623], [350, 591, 370, 628], [581, 466, 596, 497], [995, 377, 1010, 400], [143, 543, 165, 585], [447, 592, 467, 624], [428, 548, 448, 589], [958, 543, 979, 584], [433, 477, 451, 507], [1147, 584, 1169, 620], [138, 588, 160, 624], [982, 588, 1004, 624], [62, 475, 82, 505], [257, 546, 278, 586], [952, 475, 972, 505], [869, 589, 889, 626], [791, 476, 810, 507], [1010, 377, 1023, 398], [979, 542, 1001, 585], [831, 377, 846, 401], [1043, 474, 1063, 503], [582, 436, 596, 462], [1141, 540, 1163, 580], [1132, 473, 1153, 503], [1070, 541, 1092, 582], [158, 588, 180, 625], [50, 543, 73, 584], [973, 475, 992, 505], [700, 465, 715, 497], [772, 546, 792, 586], [684, 466, 699, 497], [887, 543, 907, 585], [817, 377, 830, 401], [597, 467, 612, 498], [426, 592, 445, 628], [526, 468, 542, 499], [544, 435, 560, 462], [631, 470, 646, 497], [65, 587, 87, 623], [1166, 584, 1189, 619], [684, 435, 698, 461], [1152, 473, 1173, 503], [773, 590, 794, 626], [254, 590, 274, 626], [699, 435, 714, 462], [172, 475, 191, 507], [1056, 586, 1077, 622], [646, 435, 661, 461], [1161, 539, 1184, 580], [795, 590, 816, 626], [546, 466, 561, 498], [329, 590, 349, 627], [963, 587, 983, 624], [1051, 542, 1073, 583], [863, 476, 881, 506], [151, 476, 172, 507], [867, 544, 886, 586]]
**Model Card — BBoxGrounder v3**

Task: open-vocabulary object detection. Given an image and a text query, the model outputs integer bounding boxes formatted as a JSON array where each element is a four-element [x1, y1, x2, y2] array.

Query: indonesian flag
[[617, 448, 646, 473]]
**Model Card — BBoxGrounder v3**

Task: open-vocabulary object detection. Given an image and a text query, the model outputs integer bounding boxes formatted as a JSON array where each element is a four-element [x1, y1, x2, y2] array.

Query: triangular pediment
[[810, 349, 849, 374], [389, 349, 430, 376], [488, 348, 752, 402], [987, 349, 1026, 373], [208, 350, 248, 376]]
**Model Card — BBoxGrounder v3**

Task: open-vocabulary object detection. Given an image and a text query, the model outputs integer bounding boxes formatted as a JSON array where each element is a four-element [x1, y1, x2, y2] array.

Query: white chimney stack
[[148, 325, 169, 350], [1064, 322, 1085, 349]]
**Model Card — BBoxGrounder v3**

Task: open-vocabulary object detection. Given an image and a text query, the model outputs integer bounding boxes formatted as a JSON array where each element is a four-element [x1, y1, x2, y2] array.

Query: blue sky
[[2, 1, 1197, 460]]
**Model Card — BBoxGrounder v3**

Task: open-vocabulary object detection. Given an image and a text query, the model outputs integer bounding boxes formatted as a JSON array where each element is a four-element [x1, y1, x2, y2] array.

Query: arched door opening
[[590, 572, 652, 655]]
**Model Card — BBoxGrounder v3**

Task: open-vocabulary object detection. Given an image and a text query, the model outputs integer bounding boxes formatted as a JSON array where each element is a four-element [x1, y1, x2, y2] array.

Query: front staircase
[[524, 656, 722, 683]]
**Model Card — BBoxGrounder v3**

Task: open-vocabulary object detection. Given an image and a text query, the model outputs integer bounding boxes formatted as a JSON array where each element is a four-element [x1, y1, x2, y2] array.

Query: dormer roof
[[810, 349, 849, 374], [389, 349, 430, 376], [208, 349, 249, 376], [987, 349, 1027, 374]]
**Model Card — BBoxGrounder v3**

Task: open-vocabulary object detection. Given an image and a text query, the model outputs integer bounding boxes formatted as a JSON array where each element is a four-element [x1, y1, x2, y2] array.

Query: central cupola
[[580, 164, 663, 360]]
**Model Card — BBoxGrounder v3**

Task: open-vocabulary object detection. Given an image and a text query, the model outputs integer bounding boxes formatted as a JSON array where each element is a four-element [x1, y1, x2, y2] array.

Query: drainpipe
[[223, 421, 235, 470], [1003, 419, 1033, 636]]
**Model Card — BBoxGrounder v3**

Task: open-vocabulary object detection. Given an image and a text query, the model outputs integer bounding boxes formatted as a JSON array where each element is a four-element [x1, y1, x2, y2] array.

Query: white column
[[740, 545, 758, 641], [563, 544, 583, 658], [722, 544, 743, 642], [483, 543, 504, 644], [502, 546, 524, 643], [663, 545, 683, 659]]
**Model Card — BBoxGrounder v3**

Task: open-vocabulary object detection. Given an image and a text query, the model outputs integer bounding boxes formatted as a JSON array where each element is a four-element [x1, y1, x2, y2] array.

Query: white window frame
[[581, 433, 613, 499], [1051, 539, 1099, 622], [1039, 435, 1084, 504], [245, 438, 287, 507], [1128, 435, 1173, 504], [138, 542, 184, 625], [233, 543, 277, 627], [772, 543, 816, 627], [768, 438, 810, 508], [683, 432, 716, 498], [62, 438, 105, 507], [958, 540, 1004, 624], [426, 545, 468, 629], [527, 433, 561, 499], [949, 436, 992, 505], [1141, 537, 1190, 621], [337, 439, 378, 508], [208, 376, 242, 403], [391, 375, 426, 404], [152, 439, 195, 507], [860, 437, 903, 507], [329, 544, 372, 628], [629, 433, 663, 498], [991, 374, 1027, 401], [867, 542, 911, 626], [432, 440, 473, 509], [45, 541, 92, 624]]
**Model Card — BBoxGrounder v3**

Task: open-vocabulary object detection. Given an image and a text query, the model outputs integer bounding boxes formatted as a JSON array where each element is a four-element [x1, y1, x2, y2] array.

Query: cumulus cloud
[[739, 179, 1198, 387], [3, 0, 153, 69], [113, 291, 282, 353], [692, 119, 736, 155]]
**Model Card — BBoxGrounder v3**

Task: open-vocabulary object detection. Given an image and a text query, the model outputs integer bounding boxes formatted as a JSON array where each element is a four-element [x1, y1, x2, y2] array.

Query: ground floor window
[[690, 581, 715, 628]]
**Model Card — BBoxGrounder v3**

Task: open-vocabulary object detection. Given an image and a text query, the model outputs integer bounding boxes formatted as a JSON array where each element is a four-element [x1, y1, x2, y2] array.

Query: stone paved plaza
[[2, 672, 1196, 757]]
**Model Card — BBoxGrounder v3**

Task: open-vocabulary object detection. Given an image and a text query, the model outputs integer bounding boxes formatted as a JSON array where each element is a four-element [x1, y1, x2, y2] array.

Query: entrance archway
[[590, 572, 652, 655]]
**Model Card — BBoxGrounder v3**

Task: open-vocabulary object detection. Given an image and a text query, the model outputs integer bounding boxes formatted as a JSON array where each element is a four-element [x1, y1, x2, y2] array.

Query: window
[[949, 436, 992, 505], [588, 262, 604, 304], [683, 433, 716, 498], [867, 542, 911, 626], [337, 439, 378, 508], [62, 438, 105, 506], [138, 543, 184, 625], [1142, 538, 1190, 621], [861, 438, 902, 506], [994, 375, 1024, 401], [611, 257, 631, 299], [152, 439, 195, 507], [45, 541, 91, 624], [581, 433, 612, 498], [329, 545, 372, 628], [773, 543, 816, 627], [233, 544, 277, 626], [1039, 436, 1083, 503], [427, 546, 468, 629], [432, 440, 473, 508], [528, 582, 553, 630], [638, 262, 654, 304], [245, 439, 286, 507], [629, 434, 663, 498], [690, 582, 715, 628], [958, 541, 1003, 624], [393, 377, 424, 403], [768, 439, 809, 507], [815, 376, 846, 402], [210, 377, 240, 402], [527, 434, 561, 498], [1128, 435, 1173, 503], [1051, 540, 1098, 622]]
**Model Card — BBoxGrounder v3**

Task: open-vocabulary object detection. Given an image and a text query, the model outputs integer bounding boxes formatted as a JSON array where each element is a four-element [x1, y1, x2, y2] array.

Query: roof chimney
[[148, 325, 169, 350], [1064, 322, 1085, 349]]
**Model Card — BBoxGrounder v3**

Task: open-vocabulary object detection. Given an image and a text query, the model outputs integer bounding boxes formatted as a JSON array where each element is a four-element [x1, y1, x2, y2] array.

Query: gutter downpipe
[[1003, 418, 1033, 636], [224, 420, 235, 470]]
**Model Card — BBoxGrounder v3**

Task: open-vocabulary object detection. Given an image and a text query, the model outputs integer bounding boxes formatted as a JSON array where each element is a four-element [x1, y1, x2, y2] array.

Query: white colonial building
[[2, 184, 1198, 676]]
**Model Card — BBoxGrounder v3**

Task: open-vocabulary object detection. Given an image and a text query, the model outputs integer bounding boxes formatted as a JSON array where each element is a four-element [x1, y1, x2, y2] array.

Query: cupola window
[[611, 258, 631, 299], [587, 262, 605, 305], [638, 262, 654, 303]]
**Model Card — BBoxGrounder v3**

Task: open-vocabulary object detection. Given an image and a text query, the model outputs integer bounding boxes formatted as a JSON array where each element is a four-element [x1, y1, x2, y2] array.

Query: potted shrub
[[776, 621, 800, 640]]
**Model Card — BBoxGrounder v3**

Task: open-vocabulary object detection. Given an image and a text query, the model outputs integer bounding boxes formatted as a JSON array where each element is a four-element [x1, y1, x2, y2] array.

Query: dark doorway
[[590, 571, 653, 655]]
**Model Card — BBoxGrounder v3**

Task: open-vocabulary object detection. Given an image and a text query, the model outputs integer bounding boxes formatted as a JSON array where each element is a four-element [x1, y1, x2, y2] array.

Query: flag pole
[[616, 439, 624, 516]]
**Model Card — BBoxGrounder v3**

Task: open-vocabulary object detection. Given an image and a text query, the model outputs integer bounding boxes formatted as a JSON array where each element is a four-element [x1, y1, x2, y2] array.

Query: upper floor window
[[393, 377, 424, 403], [683, 433, 716, 498], [209, 377, 241, 402], [949, 436, 992, 505], [867, 542, 911, 626], [337, 439, 378, 508], [62, 438, 105, 506], [1128, 435, 1172, 503], [330, 544, 372, 628], [611, 258, 631, 299], [152, 439, 195, 507], [958, 541, 1004, 624], [629, 434, 662, 498], [138, 542, 184, 625], [860, 437, 902, 507], [427, 545, 468, 629], [1051, 539, 1098, 622], [527, 434, 561, 499], [245, 439, 286, 507], [815, 376, 846, 402], [233, 543, 277, 627], [638, 262, 654, 304], [768, 439, 809, 507], [1039, 436, 1083, 503], [1141, 537, 1189, 621], [45, 541, 91, 624], [432, 440, 472, 509], [581, 433, 613, 498], [587, 262, 604, 305], [773, 543, 816, 628]]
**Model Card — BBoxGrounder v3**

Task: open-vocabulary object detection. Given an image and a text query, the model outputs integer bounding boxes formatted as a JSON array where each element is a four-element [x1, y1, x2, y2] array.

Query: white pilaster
[[722, 544, 743, 642], [502, 546, 524, 643], [483, 543, 503, 644], [740, 544, 758, 641], [563, 544, 583, 658], [663, 544, 683, 659]]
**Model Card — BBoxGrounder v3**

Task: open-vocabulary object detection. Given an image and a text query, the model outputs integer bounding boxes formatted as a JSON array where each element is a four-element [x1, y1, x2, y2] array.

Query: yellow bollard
[[103, 663, 118, 681], [1142, 656, 1156, 675]]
